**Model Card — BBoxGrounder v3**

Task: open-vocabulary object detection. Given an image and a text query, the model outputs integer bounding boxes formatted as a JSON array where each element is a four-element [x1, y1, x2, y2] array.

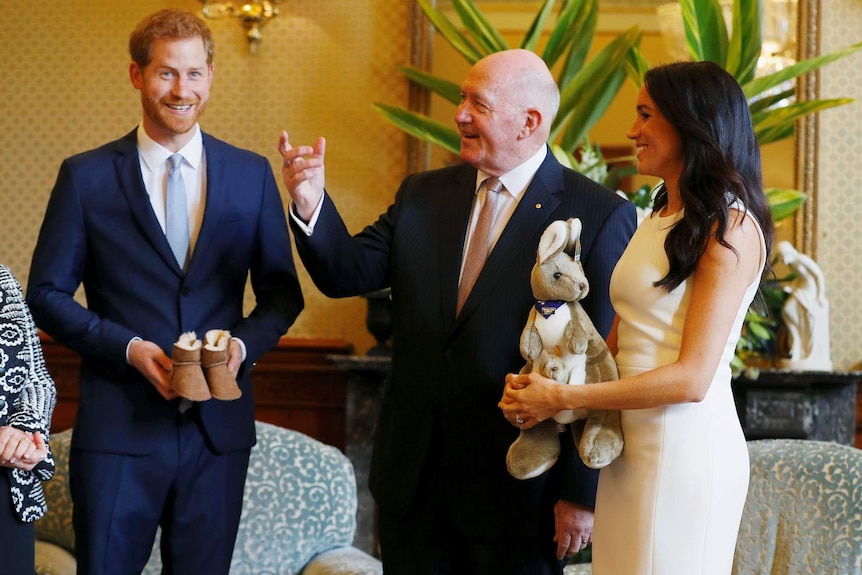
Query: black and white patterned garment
[[0, 264, 56, 522]]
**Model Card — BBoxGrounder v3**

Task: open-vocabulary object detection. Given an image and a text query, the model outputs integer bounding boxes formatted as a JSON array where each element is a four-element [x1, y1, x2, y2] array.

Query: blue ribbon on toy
[[535, 300, 566, 319]]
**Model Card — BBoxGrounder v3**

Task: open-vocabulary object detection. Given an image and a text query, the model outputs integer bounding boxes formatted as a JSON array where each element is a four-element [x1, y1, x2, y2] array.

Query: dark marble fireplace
[[731, 369, 859, 445]]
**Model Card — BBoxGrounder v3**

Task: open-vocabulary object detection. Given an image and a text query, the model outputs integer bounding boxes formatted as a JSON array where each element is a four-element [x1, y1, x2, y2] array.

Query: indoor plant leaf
[[765, 188, 807, 222], [624, 45, 650, 88], [753, 98, 853, 145], [373, 104, 460, 155], [725, 0, 762, 83], [748, 88, 795, 114], [451, 0, 510, 54], [551, 0, 599, 88], [680, 0, 729, 65], [397, 66, 462, 105], [742, 40, 862, 99], [555, 27, 642, 150], [520, 0, 558, 52], [542, 0, 593, 69], [550, 143, 577, 170], [417, 0, 483, 63]]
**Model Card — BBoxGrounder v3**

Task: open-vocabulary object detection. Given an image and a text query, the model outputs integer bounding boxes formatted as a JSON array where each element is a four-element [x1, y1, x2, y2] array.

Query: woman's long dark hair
[[645, 61, 774, 291]]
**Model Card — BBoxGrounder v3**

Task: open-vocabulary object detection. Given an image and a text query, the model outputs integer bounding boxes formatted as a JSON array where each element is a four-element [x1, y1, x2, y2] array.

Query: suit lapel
[[114, 130, 183, 276], [189, 134, 225, 276], [439, 167, 479, 322], [454, 152, 564, 322]]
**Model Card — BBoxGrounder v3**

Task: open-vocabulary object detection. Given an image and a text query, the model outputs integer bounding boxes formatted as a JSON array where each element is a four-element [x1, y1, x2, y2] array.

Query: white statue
[[775, 241, 832, 371]]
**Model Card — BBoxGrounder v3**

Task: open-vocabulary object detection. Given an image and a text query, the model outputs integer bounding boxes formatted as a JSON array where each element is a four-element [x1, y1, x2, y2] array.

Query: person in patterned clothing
[[0, 263, 57, 573]]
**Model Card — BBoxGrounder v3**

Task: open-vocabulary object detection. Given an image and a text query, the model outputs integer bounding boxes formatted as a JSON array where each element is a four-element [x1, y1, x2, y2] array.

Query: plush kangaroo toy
[[506, 218, 624, 479]]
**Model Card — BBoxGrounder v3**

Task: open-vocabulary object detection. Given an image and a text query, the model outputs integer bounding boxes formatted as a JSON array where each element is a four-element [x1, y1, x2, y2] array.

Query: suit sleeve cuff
[[288, 194, 325, 235], [559, 424, 599, 508], [125, 336, 142, 365]]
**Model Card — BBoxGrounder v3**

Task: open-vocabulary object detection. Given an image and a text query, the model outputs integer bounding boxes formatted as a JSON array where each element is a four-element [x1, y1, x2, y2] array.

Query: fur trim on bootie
[[202, 329, 241, 401], [172, 331, 211, 402]]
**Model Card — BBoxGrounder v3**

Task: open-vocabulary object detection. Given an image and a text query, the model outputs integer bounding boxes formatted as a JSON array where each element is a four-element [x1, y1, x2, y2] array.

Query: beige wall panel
[[818, 0, 862, 369]]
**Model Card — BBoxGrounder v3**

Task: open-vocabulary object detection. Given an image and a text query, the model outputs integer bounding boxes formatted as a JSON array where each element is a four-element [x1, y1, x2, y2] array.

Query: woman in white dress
[[500, 61, 774, 575]]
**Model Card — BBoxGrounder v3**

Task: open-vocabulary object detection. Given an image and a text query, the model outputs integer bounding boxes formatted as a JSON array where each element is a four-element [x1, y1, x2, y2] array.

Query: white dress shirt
[[136, 123, 206, 256]]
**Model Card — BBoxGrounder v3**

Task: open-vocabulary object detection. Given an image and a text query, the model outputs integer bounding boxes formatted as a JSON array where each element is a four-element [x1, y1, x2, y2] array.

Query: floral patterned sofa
[[563, 439, 862, 575], [34, 421, 383, 575]]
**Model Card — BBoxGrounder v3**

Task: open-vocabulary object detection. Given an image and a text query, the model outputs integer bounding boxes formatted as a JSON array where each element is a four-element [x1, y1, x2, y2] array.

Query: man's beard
[[142, 96, 208, 137]]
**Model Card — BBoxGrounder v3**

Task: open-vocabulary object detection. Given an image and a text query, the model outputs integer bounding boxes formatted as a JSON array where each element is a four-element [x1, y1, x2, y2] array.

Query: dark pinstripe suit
[[291, 150, 636, 569]]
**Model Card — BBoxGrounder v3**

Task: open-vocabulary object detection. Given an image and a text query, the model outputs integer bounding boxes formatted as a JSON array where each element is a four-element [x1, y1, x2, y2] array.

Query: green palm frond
[[742, 40, 862, 100], [373, 104, 460, 155], [555, 27, 642, 149], [747, 88, 794, 114], [544, 0, 598, 87], [417, 0, 483, 63], [451, 0, 509, 54], [765, 188, 807, 222], [753, 98, 853, 145], [520, 0, 557, 52], [397, 66, 462, 105], [680, 0, 729, 65], [725, 0, 762, 83]]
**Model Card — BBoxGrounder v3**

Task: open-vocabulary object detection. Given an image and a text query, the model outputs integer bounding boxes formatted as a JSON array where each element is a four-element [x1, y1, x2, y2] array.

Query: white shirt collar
[[136, 123, 204, 172], [475, 145, 547, 199]]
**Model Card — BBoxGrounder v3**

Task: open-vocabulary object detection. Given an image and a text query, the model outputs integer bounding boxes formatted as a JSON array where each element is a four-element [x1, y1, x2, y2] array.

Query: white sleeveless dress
[[591, 207, 764, 575]]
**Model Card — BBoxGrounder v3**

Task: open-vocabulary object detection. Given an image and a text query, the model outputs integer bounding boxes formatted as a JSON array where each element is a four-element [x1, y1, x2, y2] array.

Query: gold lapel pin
[[535, 203, 542, 209]]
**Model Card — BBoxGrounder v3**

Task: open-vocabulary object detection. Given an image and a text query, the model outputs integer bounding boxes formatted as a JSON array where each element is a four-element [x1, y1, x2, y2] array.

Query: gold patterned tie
[[457, 177, 504, 314]]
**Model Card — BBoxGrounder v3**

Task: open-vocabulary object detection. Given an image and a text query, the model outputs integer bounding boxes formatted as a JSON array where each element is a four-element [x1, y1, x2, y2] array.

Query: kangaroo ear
[[537, 220, 569, 264], [566, 218, 582, 261]]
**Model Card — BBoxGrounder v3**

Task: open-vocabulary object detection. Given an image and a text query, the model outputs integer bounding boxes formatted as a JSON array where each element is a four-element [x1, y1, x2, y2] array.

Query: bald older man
[[279, 49, 636, 575]]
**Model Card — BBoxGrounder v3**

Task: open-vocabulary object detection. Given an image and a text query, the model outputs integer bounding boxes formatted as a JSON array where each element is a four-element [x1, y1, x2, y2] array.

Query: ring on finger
[[515, 413, 525, 425]]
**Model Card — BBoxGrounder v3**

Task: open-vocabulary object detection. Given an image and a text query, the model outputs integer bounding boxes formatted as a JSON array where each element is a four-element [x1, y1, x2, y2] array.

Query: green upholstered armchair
[[34, 421, 383, 575], [563, 439, 862, 575], [732, 439, 862, 575]]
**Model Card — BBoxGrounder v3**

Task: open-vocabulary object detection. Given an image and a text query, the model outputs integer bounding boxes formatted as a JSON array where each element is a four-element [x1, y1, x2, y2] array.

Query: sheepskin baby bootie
[[202, 329, 241, 400], [172, 332, 211, 401]]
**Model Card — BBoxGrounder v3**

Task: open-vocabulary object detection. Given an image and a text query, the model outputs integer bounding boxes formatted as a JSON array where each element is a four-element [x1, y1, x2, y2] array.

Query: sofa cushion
[[143, 421, 359, 574], [34, 428, 74, 553], [34, 540, 76, 575], [732, 439, 862, 575], [228, 421, 359, 574], [40, 422, 361, 575]]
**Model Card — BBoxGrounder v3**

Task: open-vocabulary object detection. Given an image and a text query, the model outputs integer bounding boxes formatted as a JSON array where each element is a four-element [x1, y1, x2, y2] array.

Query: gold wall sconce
[[200, 1, 281, 54]]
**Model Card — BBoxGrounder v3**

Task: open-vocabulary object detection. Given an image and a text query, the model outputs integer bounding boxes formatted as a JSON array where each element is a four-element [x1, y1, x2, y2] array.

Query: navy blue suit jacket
[[292, 151, 636, 539], [27, 129, 303, 455]]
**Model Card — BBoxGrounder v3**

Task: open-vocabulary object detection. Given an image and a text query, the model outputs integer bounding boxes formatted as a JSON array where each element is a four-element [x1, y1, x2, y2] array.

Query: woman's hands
[[499, 372, 574, 428], [0, 427, 48, 471]]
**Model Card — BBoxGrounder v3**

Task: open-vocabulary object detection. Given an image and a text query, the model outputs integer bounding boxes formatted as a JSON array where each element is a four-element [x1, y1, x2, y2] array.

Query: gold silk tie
[[457, 177, 504, 314]]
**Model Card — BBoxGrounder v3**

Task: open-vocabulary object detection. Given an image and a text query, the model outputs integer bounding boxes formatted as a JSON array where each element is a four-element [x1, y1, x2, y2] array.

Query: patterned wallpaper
[[0, 0, 411, 355], [818, 0, 862, 370], [1, 1, 860, 368]]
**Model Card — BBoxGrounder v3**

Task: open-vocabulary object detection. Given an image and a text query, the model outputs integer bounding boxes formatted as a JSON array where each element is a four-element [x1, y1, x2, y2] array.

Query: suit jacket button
[[444, 349, 455, 360], [181, 287, 191, 296]]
